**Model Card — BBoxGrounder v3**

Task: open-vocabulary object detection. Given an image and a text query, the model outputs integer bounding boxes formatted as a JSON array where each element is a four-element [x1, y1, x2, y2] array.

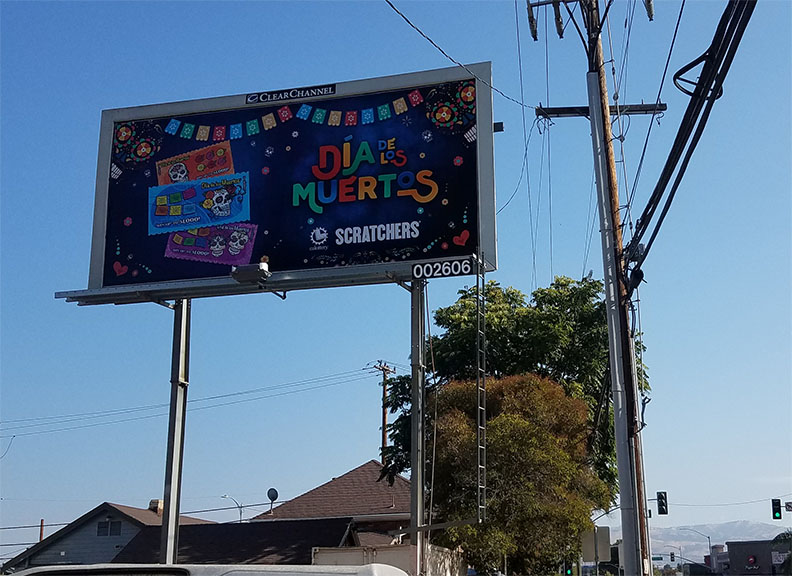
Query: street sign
[[785, 502, 792, 512], [581, 526, 611, 562], [652, 556, 663, 561]]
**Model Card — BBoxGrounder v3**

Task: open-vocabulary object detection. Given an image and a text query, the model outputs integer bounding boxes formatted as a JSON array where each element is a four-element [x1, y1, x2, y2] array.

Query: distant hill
[[609, 521, 791, 563]]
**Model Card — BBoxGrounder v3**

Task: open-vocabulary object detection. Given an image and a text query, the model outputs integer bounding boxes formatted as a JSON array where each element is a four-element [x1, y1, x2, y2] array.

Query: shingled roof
[[113, 517, 355, 565], [107, 502, 209, 526], [1, 501, 212, 572], [253, 460, 410, 520]]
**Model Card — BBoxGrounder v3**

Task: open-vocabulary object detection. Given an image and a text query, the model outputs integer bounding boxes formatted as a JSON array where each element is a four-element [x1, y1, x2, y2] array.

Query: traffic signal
[[670, 552, 675, 562], [772, 498, 782, 520], [657, 491, 668, 515]]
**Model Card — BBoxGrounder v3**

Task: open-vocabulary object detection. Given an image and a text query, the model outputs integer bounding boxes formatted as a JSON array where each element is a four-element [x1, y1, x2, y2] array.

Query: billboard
[[57, 63, 496, 305]]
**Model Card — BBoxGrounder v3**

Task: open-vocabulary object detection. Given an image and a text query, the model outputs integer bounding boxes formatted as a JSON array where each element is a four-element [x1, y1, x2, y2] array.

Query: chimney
[[148, 499, 164, 516]]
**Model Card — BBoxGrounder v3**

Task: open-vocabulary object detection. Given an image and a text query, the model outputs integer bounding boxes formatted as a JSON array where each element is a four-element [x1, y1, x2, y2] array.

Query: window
[[97, 520, 122, 537]]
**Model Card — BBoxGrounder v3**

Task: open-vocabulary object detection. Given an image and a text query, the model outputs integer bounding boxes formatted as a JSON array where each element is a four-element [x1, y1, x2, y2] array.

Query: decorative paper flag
[[165, 119, 182, 135], [393, 97, 408, 115], [246, 119, 260, 136], [408, 90, 424, 106], [312, 108, 327, 124], [361, 108, 374, 125], [261, 113, 277, 131], [344, 111, 358, 126], [278, 106, 293, 121], [328, 111, 342, 126], [213, 126, 227, 141], [296, 104, 313, 120], [196, 126, 211, 141], [179, 123, 196, 139], [230, 124, 243, 139], [377, 104, 391, 121]]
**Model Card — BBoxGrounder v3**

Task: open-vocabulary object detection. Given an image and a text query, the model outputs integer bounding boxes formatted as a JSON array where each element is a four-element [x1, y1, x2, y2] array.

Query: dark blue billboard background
[[104, 79, 480, 287]]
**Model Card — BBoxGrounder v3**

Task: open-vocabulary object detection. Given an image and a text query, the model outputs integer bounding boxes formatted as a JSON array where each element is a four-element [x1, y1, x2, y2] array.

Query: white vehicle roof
[[10, 564, 409, 576]]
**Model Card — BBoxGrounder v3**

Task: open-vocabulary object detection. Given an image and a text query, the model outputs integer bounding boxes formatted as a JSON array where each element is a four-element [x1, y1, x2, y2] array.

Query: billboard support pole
[[160, 298, 191, 564], [410, 280, 426, 576]]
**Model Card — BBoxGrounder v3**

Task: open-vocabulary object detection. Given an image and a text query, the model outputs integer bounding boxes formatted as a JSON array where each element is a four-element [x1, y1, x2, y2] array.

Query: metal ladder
[[474, 253, 487, 523]]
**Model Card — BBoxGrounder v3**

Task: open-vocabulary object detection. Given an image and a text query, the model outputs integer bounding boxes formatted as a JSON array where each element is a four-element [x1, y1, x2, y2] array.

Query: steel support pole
[[160, 299, 190, 564], [586, 70, 642, 576], [410, 280, 426, 576]]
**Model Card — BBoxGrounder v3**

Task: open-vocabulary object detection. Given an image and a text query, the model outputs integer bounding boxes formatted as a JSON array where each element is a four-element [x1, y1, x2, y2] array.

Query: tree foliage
[[379, 277, 650, 571], [429, 375, 611, 573], [382, 277, 646, 494]]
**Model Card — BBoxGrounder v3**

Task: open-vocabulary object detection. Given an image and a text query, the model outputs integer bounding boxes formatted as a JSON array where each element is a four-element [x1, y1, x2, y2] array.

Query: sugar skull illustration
[[228, 229, 250, 256], [168, 162, 189, 183], [209, 235, 226, 257]]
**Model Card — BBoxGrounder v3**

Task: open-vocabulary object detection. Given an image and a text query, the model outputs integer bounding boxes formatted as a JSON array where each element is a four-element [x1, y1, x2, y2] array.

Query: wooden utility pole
[[536, 0, 654, 573], [582, 1, 650, 574], [373, 361, 395, 463]]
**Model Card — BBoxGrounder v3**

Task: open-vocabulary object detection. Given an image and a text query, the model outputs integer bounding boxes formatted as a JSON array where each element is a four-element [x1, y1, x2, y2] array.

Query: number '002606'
[[412, 259, 472, 279]]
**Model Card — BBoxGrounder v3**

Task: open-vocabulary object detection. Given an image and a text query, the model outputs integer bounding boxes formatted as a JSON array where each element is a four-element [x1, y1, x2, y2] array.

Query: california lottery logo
[[310, 227, 328, 246]]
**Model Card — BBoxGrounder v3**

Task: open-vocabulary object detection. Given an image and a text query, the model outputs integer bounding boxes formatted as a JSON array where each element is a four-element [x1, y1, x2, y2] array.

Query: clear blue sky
[[1, 0, 790, 557]]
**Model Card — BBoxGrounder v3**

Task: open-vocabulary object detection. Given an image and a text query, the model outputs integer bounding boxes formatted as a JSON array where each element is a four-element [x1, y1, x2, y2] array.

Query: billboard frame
[[56, 63, 496, 306]]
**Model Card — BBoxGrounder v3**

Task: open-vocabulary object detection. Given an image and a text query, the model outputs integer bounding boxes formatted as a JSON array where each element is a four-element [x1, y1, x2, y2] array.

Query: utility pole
[[535, 1, 654, 574], [582, 1, 650, 574], [373, 361, 396, 464]]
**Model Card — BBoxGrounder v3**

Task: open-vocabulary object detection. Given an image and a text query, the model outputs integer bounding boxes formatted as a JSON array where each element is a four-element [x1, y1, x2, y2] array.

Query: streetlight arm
[[221, 494, 244, 523]]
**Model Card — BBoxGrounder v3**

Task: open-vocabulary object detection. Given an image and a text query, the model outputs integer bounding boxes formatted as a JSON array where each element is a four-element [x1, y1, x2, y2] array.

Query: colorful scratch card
[[148, 172, 250, 235], [165, 223, 258, 266], [155, 141, 235, 185]]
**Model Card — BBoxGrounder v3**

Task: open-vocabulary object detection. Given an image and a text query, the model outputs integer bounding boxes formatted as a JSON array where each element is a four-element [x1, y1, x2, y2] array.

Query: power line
[[624, 0, 686, 220], [1, 369, 368, 428], [581, 169, 598, 279], [0, 369, 378, 439], [626, 0, 756, 276], [496, 117, 538, 217], [383, 0, 534, 110], [1, 369, 371, 429], [505, 0, 538, 291], [0, 523, 69, 531], [671, 493, 792, 508]]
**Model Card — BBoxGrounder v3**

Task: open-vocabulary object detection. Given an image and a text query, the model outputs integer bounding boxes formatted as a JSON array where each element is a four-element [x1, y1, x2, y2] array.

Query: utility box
[[312, 544, 465, 576]]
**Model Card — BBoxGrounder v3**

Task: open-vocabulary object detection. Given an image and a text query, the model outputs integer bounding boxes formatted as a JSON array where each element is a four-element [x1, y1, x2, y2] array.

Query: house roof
[[253, 460, 410, 521], [1, 502, 212, 571], [106, 503, 209, 526], [112, 517, 355, 565]]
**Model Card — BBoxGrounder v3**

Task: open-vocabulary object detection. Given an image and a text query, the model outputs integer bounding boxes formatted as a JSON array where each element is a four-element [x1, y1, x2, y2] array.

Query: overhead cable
[[625, 0, 756, 293], [383, 0, 534, 109]]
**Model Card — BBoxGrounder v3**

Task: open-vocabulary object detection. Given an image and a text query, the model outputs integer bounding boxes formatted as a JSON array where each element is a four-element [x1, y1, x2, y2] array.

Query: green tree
[[379, 277, 650, 571], [428, 374, 611, 573], [381, 277, 646, 496]]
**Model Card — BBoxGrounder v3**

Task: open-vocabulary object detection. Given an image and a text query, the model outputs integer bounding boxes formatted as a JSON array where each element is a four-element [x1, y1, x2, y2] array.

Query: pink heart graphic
[[453, 230, 470, 246], [113, 261, 128, 276]]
